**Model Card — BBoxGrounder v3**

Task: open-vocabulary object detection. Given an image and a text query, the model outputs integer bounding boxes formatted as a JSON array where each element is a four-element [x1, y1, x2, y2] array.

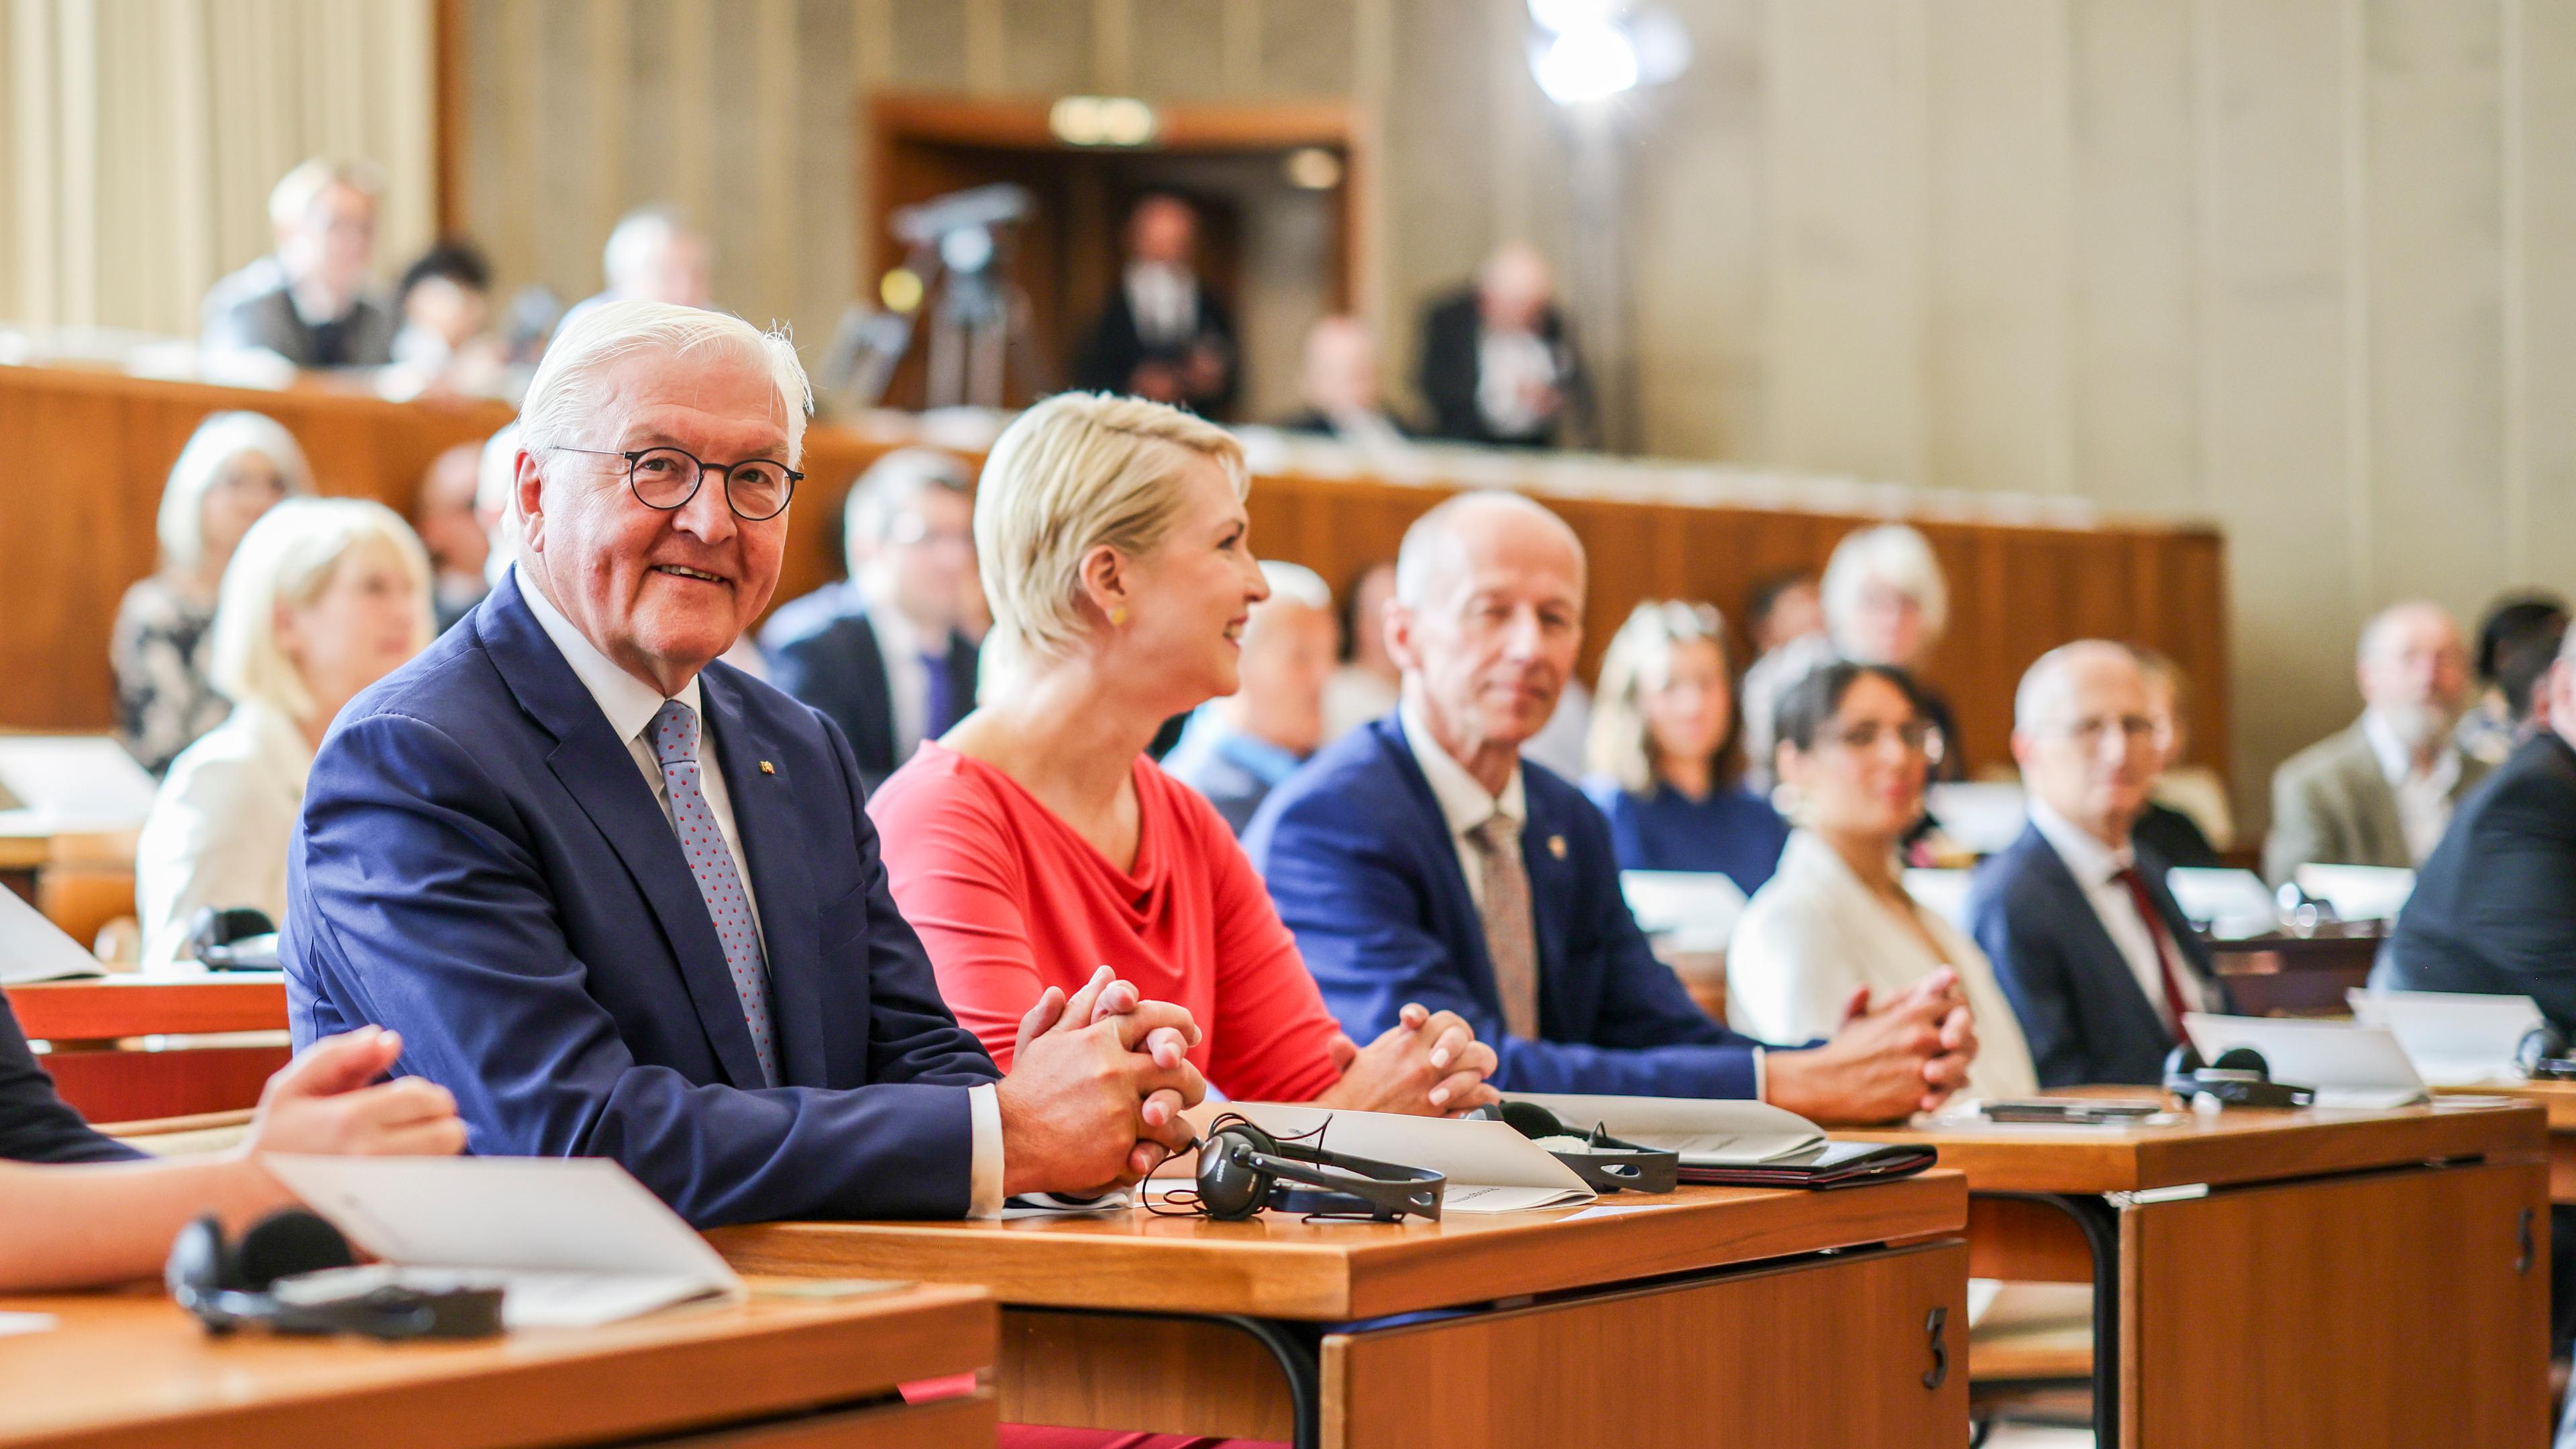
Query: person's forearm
[[0, 1154, 292, 1293]]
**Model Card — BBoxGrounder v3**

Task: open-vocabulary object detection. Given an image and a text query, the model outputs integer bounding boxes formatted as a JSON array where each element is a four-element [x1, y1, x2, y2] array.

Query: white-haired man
[[555, 206, 714, 338], [201, 159, 397, 370], [760, 448, 981, 791], [1967, 642, 2230, 1087], [1246, 491, 1977, 1121], [1163, 559, 1340, 835], [2265, 600, 2489, 883], [286, 301, 1204, 1227]]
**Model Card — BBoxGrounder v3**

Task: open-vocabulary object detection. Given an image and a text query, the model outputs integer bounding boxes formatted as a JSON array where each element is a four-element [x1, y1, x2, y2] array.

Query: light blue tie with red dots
[[651, 698, 779, 1088]]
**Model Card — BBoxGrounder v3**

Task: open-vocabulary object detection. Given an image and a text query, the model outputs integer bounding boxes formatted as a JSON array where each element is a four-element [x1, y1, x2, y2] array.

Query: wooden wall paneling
[[2519, 0, 2576, 589]]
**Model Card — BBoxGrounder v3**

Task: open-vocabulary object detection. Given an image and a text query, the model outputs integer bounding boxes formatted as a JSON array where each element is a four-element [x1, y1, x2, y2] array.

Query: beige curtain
[[0, 0, 436, 336]]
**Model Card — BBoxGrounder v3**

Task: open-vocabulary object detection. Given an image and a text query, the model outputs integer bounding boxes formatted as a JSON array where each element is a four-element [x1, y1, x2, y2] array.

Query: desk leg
[[1990, 1192, 2121, 1448]]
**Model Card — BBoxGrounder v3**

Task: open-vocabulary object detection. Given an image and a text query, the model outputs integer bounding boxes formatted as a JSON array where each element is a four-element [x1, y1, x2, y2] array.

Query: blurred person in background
[[1164, 561, 1340, 835], [761, 448, 982, 792], [1324, 559, 1402, 740], [414, 443, 492, 632], [380, 240, 510, 400], [555, 206, 714, 337], [137, 499, 434, 965], [1582, 601, 1789, 896], [201, 160, 396, 370], [2128, 647, 2226, 869], [1741, 524, 1960, 792], [2459, 592, 2571, 765], [1743, 570, 1825, 664], [1416, 244, 1589, 449], [1070, 195, 1240, 418], [1278, 316, 1413, 451], [115, 413, 315, 774]]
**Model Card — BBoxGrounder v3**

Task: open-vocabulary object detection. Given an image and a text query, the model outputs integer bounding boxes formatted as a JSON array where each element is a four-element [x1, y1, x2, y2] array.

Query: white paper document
[[1224, 1104, 1595, 1212], [0, 736, 158, 831], [0, 1312, 56, 1337], [1619, 871, 1748, 953], [0, 883, 105, 984], [2182, 1014, 2429, 1109], [2294, 863, 2416, 922], [260, 1155, 745, 1329], [2165, 867, 2281, 938], [1502, 1093, 1827, 1166], [2349, 989, 2544, 1086]]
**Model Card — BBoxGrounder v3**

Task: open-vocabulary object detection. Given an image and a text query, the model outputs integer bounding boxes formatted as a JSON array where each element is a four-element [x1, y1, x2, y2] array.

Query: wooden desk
[[712, 1175, 1970, 1449], [0, 825, 138, 947], [0, 1281, 996, 1449], [2439, 1080, 2576, 1203], [5, 975, 291, 1123], [1843, 1099, 2550, 1448]]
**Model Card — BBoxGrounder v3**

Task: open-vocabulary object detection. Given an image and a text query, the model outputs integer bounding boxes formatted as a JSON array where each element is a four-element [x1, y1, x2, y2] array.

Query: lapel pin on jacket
[[758, 761, 775, 775], [1548, 834, 1567, 859]]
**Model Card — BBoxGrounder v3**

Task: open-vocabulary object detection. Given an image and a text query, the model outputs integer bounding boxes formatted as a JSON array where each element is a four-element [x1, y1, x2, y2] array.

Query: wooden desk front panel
[[1322, 1240, 1970, 1449], [2121, 1161, 2549, 1449]]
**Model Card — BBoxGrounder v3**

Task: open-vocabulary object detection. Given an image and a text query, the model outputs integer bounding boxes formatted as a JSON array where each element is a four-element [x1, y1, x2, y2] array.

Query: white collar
[[2361, 708, 2459, 790], [2027, 794, 2132, 891], [515, 561, 700, 745], [1399, 695, 1525, 836]]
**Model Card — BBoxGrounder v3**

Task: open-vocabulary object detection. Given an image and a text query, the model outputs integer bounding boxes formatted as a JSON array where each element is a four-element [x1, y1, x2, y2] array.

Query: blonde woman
[[114, 413, 315, 773], [1582, 601, 1790, 895], [137, 498, 433, 965], [869, 392, 1499, 1118]]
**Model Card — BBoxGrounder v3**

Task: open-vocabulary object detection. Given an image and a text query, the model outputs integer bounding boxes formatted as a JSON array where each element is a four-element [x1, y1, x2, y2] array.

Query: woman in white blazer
[[1731, 660, 2037, 1099], [136, 498, 434, 965]]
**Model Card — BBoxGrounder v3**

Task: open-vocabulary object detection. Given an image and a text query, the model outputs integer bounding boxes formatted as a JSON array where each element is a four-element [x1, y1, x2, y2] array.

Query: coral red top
[[869, 742, 1346, 1103]]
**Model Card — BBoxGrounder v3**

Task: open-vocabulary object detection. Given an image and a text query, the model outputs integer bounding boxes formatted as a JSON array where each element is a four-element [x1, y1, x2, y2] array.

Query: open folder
[[1504, 1093, 1937, 1187], [261, 1155, 747, 1329], [1222, 1104, 1597, 1212]]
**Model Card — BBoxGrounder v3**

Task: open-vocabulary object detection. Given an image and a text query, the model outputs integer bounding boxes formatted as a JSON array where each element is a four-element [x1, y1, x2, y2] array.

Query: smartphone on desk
[[1978, 1099, 2163, 1125]]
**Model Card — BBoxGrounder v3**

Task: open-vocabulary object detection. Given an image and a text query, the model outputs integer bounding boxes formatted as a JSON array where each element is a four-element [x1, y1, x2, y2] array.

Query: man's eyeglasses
[[553, 445, 802, 521]]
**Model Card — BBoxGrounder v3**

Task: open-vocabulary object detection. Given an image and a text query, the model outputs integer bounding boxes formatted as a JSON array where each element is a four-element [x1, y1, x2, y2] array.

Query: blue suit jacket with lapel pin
[[284, 571, 1000, 1228]]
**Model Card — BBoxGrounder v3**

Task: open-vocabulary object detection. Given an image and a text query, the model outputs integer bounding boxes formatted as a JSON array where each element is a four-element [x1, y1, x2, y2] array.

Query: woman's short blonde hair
[[210, 498, 433, 722], [1587, 600, 1739, 796], [973, 391, 1248, 673], [158, 412, 317, 573], [1821, 523, 1949, 651]]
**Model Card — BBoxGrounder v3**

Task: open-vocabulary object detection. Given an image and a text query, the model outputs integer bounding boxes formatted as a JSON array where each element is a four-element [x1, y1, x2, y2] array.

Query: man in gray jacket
[[2265, 600, 2488, 884]]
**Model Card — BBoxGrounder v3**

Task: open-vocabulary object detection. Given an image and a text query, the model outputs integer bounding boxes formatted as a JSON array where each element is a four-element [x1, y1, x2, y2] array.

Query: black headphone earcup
[[232, 1210, 355, 1291], [164, 1214, 230, 1303], [1195, 1126, 1275, 1222], [2162, 1043, 2203, 1083], [2521, 1025, 2569, 1076], [2210, 1046, 2269, 1077]]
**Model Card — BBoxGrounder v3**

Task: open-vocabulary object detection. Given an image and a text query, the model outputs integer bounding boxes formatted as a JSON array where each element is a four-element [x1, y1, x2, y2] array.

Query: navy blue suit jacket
[[759, 584, 979, 792], [1966, 822, 2226, 1087], [0, 991, 140, 1165], [285, 573, 1001, 1227], [1243, 716, 1766, 1097]]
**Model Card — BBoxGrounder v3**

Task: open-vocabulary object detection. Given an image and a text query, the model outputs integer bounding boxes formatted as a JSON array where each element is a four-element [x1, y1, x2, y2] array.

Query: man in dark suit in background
[[1413, 244, 1590, 449], [1069, 194, 1239, 417], [760, 447, 981, 792], [2383, 627, 2576, 1029], [1969, 643, 2229, 1087], [1246, 490, 1974, 1119], [286, 301, 1202, 1228]]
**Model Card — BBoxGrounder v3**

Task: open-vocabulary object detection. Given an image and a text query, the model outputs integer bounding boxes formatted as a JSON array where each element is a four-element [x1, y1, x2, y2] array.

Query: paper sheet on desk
[[262, 1155, 744, 1329], [0, 736, 157, 830], [0, 883, 105, 983], [1225, 1104, 1595, 1212], [2349, 989, 2543, 1086]]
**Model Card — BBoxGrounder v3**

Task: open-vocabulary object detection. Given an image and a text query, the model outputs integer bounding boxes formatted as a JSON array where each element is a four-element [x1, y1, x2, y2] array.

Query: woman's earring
[[1770, 782, 1803, 824], [1109, 606, 1129, 627]]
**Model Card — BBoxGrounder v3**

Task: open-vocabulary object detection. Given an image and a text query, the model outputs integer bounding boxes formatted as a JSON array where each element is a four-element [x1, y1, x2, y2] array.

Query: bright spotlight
[[1532, 20, 1640, 106]]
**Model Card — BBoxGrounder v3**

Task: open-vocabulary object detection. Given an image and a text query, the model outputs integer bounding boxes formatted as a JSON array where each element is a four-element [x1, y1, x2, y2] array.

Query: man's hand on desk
[[999, 967, 1208, 1197], [1316, 1003, 1501, 1117], [1764, 969, 1978, 1124]]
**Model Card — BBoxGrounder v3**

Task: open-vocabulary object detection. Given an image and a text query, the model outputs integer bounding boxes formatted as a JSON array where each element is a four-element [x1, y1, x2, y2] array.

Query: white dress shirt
[[1731, 831, 2036, 1099], [1474, 327, 1559, 437], [2026, 797, 2211, 1029], [136, 701, 313, 966], [863, 593, 934, 762], [1124, 262, 1199, 346], [1399, 698, 1766, 1095], [2362, 708, 2463, 865], [516, 565, 1004, 1215]]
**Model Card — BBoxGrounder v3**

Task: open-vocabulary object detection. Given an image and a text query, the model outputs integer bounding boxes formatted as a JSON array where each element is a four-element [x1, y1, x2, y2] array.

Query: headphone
[[184, 906, 280, 971], [166, 1209, 504, 1340], [2519, 1024, 2576, 1081], [2161, 1044, 2317, 1109], [1188, 1114, 1446, 1223], [1467, 1100, 1678, 1194]]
